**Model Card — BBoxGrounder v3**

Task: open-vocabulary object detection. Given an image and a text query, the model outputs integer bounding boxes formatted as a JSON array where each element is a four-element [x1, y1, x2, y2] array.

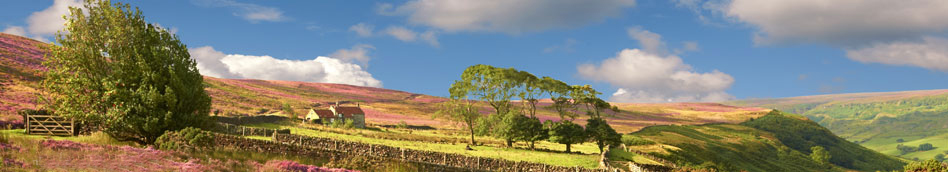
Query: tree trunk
[[506, 139, 513, 147], [530, 141, 536, 150], [469, 130, 476, 145], [566, 144, 572, 153]]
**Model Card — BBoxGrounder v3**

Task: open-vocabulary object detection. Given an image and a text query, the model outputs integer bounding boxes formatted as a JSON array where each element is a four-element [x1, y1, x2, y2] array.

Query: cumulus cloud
[[383, 0, 636, 34], [5, 0, 83, 42], [579, 27, 732, 103], [2, 26, 27, 37], [349, 23, 374, 37], [191, 0, 287, 23], [328, 44, 375, 66], [578, 49, 734, 102], [846, 37, 948, 72], [719, 0, 948, 45], [189, 46, 382, 87], [675, 0, 948, 72], [27, 0, 82, 36], [420, 30, 439, 48]]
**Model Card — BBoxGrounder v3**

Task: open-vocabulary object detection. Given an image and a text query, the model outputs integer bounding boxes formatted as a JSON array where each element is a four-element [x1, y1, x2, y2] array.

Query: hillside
[[628, 111, 905, 171], [0, 33, 768, 133], [729, 90, 948, 161]]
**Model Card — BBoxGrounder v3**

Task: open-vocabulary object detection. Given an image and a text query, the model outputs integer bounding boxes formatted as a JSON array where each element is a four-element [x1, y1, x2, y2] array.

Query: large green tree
[[548, 120, 586, 153], [43, 0, 211, 144], [539, 77, 577, 120], [436, 85, 481, 145], [585, 117, 621, 153]]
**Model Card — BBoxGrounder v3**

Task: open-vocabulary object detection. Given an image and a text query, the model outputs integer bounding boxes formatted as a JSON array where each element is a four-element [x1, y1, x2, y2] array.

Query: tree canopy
[[43, 0, 211, 144]]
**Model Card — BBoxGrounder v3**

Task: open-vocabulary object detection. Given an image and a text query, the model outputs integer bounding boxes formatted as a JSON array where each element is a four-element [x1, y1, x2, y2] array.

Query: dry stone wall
[[273, 133, 606, 172], [214, 123, 289, 137]]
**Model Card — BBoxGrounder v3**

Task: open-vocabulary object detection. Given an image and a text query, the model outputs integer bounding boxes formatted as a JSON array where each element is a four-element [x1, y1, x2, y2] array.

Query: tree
[[935, 154, 946, 162], [435, 99, 481, 145], [282, 102, 297, 120], [42, 0, 211, 144], [920, 143, 936, 151], [539, 77, 577, 120], [810, 146, 831, 168], [549, 120, 586, 153], [585, 117, 621, 153]]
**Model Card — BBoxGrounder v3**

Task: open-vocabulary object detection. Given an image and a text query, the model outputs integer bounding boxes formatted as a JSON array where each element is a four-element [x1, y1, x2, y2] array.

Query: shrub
[[897, 138, 905, 143], [155, 127, 214, 151], [903, 159, 948, 172]]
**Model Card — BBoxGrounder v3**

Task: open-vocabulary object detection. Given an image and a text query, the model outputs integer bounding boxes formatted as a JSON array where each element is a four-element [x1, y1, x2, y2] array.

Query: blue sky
[[3, 0, 948, 102]]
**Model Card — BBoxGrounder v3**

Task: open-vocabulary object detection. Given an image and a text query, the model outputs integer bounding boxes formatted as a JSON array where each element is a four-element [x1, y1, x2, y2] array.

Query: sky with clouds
[[2, 0, 948, 102]]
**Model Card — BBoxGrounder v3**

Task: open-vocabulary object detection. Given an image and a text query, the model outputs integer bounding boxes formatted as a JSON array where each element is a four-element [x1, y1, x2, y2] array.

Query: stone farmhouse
[[305, 104, 366, 128]]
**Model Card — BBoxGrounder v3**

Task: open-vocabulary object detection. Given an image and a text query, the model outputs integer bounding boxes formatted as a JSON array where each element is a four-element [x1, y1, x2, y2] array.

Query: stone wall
[[214, 123, 289, 137], [272, 133, 607, 172], [212, 134, 468, 172]]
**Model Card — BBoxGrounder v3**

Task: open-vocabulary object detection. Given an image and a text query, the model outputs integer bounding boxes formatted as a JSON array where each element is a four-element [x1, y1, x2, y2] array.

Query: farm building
[[305, 105, 365, 128]]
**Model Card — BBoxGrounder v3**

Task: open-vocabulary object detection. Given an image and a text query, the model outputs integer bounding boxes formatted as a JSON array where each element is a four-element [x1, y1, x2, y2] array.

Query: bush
[[42, 0, 212, 144], [898, 144, 919, 155], [920, 143, 936, 151], [622, 135, 656, 146], [154, 127, 214, 151], [903, 159, 948, 172]]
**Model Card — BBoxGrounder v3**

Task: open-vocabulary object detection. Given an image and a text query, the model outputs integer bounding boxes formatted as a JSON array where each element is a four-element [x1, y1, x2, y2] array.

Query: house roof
[[310, 109, 335, 118], [334, 107, 365, 116]]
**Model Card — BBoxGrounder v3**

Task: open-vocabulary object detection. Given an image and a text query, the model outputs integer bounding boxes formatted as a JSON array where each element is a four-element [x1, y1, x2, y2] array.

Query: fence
[[23, 114, 76, 136]]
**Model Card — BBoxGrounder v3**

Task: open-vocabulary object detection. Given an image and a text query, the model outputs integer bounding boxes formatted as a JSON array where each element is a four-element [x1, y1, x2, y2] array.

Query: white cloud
[[578, 49, 734, 103], [720, 0, 948, 45], [420, 30, 439, 48], [349, 23, 374, 37], [189, 46, 382, 87], [27, 0, 82, 36], [329, 44, 375, 66], [2, 26, 27, 37], [627, 26, 667, 55], [385, 26, 417, 42], [384, 0, 636, 34], [846, 37, 948, 72], [191, 0, 287, 23], [580, 27, 732, 103], [384, 26, 440, 47]]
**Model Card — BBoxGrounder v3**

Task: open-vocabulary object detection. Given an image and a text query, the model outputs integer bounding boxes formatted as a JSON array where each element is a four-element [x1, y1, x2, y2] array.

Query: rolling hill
[[0, 32, 915, 171], [628, 110, 906, 171], [729, 90, 948, 161], [0, 32, 768, 133]]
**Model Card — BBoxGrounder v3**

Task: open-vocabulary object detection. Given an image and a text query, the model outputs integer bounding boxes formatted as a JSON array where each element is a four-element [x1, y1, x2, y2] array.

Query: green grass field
[[861, 132, 948, 161]]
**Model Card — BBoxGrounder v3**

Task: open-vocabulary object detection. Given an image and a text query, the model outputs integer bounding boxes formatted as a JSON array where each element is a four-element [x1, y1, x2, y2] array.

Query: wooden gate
[[24, 115, 76, 136]]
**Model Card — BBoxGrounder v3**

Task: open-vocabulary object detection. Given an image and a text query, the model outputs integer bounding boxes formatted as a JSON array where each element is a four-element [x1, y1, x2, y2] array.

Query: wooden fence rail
[[23, 115, 76, 136]]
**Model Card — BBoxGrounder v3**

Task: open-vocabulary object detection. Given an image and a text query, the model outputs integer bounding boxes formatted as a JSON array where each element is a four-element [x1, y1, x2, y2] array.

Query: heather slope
[[0, 33, 769, 133]]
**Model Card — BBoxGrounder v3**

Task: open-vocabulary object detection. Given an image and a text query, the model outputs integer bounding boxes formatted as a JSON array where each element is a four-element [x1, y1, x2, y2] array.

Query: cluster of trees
[[438, 64, 621, 153], [898, 143, 937, 155], [42, 0, 211, 144]]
